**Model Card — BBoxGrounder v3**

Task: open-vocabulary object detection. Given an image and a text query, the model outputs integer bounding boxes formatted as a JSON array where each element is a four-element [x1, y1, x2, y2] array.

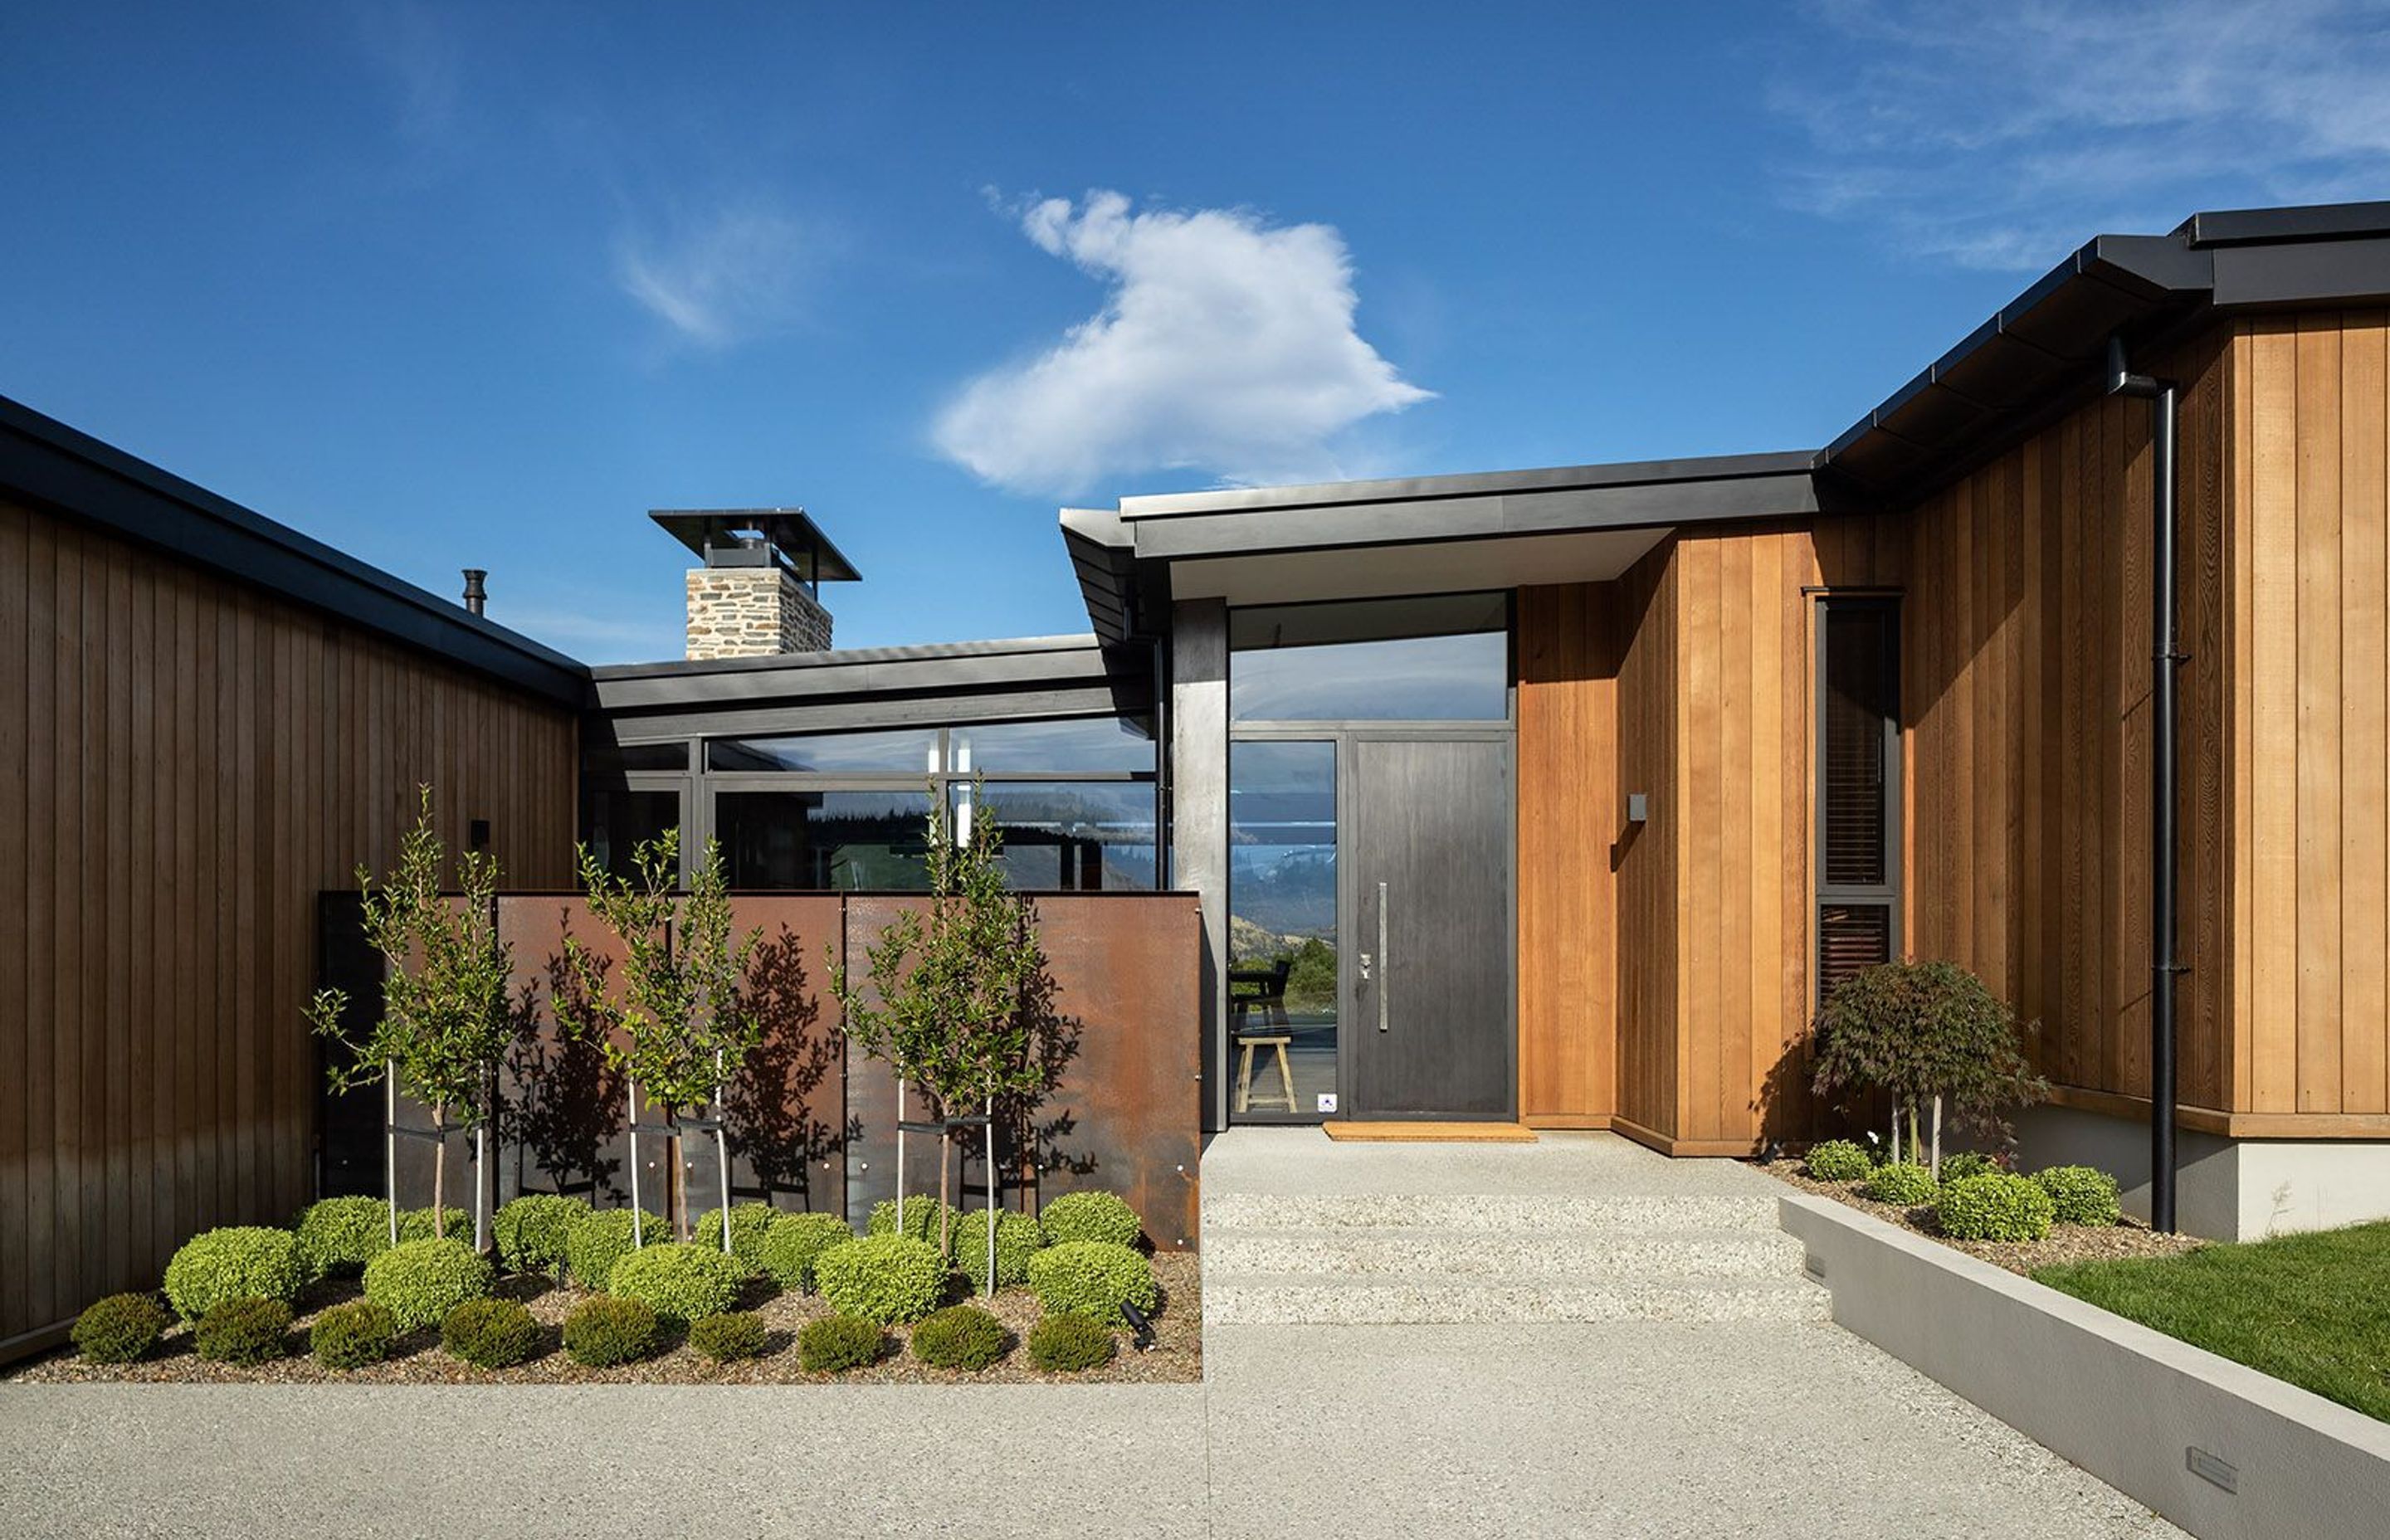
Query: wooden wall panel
[[1612, 544, 1680, 1143], [0, 497, 578, 1355], [2237, 310, 2390, 1120]]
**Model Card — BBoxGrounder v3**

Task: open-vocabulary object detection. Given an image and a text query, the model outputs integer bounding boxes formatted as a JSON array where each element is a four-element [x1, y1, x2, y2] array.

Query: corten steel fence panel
[[717, 896, 847, 1214], [491, 896, 641, 1210], [840, 892, 1202, 1252]]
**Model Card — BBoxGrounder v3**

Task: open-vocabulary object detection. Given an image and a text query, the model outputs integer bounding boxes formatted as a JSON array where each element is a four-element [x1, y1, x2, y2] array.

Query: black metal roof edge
[[1113, 450, 1818, 520], [648, 506, 863, 582], [588, 631, 1121, 682], [2179, 200, 2390, 248], [0, 392, 589, 705]]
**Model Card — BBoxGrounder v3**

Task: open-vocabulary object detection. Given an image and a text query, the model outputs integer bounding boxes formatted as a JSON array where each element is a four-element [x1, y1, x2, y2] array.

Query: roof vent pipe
[[461, 568, 488, 617], [2105, 334, 2182, 1235]]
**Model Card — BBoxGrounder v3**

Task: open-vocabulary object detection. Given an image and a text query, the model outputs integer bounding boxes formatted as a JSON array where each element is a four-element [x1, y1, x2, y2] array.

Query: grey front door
[[1347, 737, 1514, 1118]]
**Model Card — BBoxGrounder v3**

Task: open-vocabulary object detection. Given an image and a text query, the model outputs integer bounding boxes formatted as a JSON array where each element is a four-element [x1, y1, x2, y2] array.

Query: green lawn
[[2032, 1221, 2390, 1422]]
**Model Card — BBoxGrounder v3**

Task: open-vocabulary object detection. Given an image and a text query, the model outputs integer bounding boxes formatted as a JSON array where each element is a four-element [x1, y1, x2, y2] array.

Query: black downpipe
[[2107, 335, 2181, 1235]]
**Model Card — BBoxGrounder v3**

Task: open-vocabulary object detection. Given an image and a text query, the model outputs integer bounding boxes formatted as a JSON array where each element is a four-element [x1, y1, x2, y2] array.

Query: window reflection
[[952, 782, 1158, 891], [949, 716, 1154, 775], [715, 791, 934, 890], [708, 729, 941, 773], [1228, 741, 1338, 1120], [1230, 593, 1510, 721]]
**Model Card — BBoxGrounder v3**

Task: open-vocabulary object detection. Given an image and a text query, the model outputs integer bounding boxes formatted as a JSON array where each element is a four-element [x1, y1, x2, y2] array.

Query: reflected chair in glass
[[1227, 958, 1298, 1114]]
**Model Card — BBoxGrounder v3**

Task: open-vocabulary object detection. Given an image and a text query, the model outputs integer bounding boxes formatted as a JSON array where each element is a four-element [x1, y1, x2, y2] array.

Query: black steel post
[[2108, 335, 2181, 1234]]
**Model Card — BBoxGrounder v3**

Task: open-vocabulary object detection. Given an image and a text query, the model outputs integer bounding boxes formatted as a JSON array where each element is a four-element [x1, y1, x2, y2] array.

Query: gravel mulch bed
[[1763, 1164, 2207, 1274], [11, 1252, 1201, 1386]]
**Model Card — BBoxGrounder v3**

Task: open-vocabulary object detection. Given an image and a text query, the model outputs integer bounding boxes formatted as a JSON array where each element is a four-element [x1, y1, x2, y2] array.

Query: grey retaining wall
[[1779, 1193, 2390, 1540]]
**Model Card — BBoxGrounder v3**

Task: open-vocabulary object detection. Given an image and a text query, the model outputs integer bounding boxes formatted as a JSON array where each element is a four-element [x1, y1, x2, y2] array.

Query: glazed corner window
[[1816, 599, 1900, 1000]]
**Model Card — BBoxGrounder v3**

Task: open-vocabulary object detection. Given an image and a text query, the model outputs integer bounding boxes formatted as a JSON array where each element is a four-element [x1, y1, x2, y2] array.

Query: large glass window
[[1230, 592, 1510, 721], [1816, 599, 1900, 999], [949, 716, 1154, 775], [953, 782, 1158, 891], [583, 787, 680, 880], [1228, 741, 1339, 1120], [709, 728, 941, 774], [715, 791, 934, 890]]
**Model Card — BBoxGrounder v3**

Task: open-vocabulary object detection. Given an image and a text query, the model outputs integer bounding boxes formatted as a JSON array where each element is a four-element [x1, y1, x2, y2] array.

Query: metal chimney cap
[[648, 508, 861, 583]]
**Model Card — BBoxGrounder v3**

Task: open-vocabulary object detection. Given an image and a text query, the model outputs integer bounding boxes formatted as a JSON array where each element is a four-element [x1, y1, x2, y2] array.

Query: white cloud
[[934, 191, 1432, 497], [616, 202, 819, 347], [1775, 0, 2390, 269]]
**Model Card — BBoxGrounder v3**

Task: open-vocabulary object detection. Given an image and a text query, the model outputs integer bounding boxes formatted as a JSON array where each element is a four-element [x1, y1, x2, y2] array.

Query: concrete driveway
[[1, 1318, 2181, 1538]]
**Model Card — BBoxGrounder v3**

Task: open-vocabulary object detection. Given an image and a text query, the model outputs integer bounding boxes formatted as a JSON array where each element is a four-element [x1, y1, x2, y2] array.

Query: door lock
[[1357, 953, 1373, 980]]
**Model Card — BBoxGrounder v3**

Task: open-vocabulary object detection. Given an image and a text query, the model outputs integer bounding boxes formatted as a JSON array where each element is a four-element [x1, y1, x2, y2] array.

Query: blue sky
[[5, 2, 2386, 660]]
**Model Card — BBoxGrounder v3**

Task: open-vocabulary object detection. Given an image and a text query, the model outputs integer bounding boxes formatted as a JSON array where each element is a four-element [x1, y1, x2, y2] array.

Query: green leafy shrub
[[495, 1194, 590, 1277], [1866, 1162, 1939, 1206], [441, 1298, 542, 1369], [758, 1211, 855, 1294], [1039, 1191, 1143, 1249], [72, 1293, 168, 1364], [1936, 1172, 2056, 1243], [1027, 1240, 1159, 1320], [363, 1238, 495, 1333], [690, 1310, 768, 1363], [1811, 959, 2048, 1154], [689, 1203, 780, 1271], [193, 1297, 292, 1366], [563, 1295, 658, 1367], [163, 1226, 304, 1323], [1940, 1151, 2001, 1182], [1027, 1312, 1116, 1372], [397, 1206, 473, 1244], [2035, 1165, 2123, 1226], [294, 1196, 392, 1280], [815, 1235, 949, 1324], [866, 1196, 958, 1245], [310, 1300, 398, 1370], [950, 1209, 1046, 1293], [564, 1206, 666, 1291], [607, 1241, 747, 1323], [797, 1314, 885, 1372], [910, 1304, 1007, 1370], [1803, 1139, 1874, 1183]]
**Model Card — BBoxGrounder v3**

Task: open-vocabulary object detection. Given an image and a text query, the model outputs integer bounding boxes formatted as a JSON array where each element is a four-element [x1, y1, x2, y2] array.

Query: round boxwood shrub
[[1935, 1172, 2056, 1242], [163, 1226, 304, 1323], [1027, 1312, 1116, 1373], [495, 1194, 590, 1278], [72, 1293, 168, 1364], [397, 1206, 473, 1244], [815, 1235, 950, 1325], [193, 1296, 292, 1366], [1027, 1240, 1160, 1321], [1803, 1139, 1874, 1183], [690, 1310, 768, 1363], [564, 1206, 666, 1291], [950, 1208, 1045, 1293], [1866, 1161, 1939, 1207], [689, 1203, 779, 1271], [1940, 1151, 2002, 1182], [363, 1238, 495, 1333], [1038, 1191, 1142, 1249], [294, 1196, 393, 1280], [310, 1299, 398, 1370], [909, 1304, 1007, 1371], [562, 1294, 658, 1367], [607, 1241, 747, 1323], [758, 1211, 855, 1294], [441, 1297, 542, 1369], [866, 1195, 958, 1244], [2035, 1165, 2123, 1226], [797, 1314, 885, 1372]]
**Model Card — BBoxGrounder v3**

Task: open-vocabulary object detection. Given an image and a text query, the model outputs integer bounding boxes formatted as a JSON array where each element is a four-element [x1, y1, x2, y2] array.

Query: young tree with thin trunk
[[1811, 959, 2047, 1175], [831, 785, 1046, 1267], [556, 828, 761, 1243], [307, 786, 514, 1246]]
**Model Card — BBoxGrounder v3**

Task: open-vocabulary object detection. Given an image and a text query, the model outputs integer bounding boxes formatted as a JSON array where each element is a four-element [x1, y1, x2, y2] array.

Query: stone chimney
[[650, 509, 859, 661]]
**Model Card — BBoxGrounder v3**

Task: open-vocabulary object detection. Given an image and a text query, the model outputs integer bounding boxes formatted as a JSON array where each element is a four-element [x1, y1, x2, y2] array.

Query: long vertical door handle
[[1377, 881, 1390, 1032]]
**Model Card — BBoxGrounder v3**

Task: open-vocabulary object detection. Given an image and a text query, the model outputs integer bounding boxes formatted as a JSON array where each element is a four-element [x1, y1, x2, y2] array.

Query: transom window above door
[[1229, 592, 1511, 722]]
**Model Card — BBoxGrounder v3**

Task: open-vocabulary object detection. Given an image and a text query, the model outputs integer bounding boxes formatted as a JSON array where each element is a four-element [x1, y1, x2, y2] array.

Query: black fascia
[[588, 633, 1144, 714], [0, 393, 588, 706]]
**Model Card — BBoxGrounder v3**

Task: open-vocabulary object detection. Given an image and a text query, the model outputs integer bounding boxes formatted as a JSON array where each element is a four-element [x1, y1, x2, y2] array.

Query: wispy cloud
[[1774, 0, 2390, 269], [934, 190, 1432, 498], [615, 201, 823, 348], [349, 1, 464, 145]]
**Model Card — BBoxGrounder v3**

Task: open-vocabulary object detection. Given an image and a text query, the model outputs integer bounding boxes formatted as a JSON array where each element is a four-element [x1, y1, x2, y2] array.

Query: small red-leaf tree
[[831, 785, 1047, 1270], [1810, 959, 2048, 1174], [306, 786, 514, 1247], [555, 828, 761, 1243]]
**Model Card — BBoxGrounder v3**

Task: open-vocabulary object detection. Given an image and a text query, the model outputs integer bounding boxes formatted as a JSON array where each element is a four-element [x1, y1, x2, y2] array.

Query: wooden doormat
[[1321, 1121, 1538, 1143]]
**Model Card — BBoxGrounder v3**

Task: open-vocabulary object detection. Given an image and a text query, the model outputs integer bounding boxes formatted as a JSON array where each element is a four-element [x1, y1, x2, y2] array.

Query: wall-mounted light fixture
[[1626, 793, 1648, 825]]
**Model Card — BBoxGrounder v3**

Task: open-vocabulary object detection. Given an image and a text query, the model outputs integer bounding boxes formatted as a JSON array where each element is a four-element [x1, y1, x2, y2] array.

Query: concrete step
[[1200, 1192, 1783, 1235], [1202, 1226, 1805, 1280], [1201, 1272, 1832, 1326]]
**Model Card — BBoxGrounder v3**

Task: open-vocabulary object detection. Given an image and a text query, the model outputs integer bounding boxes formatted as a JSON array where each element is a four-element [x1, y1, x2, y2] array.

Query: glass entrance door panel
[[1227, 741, 1339, 1122]]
